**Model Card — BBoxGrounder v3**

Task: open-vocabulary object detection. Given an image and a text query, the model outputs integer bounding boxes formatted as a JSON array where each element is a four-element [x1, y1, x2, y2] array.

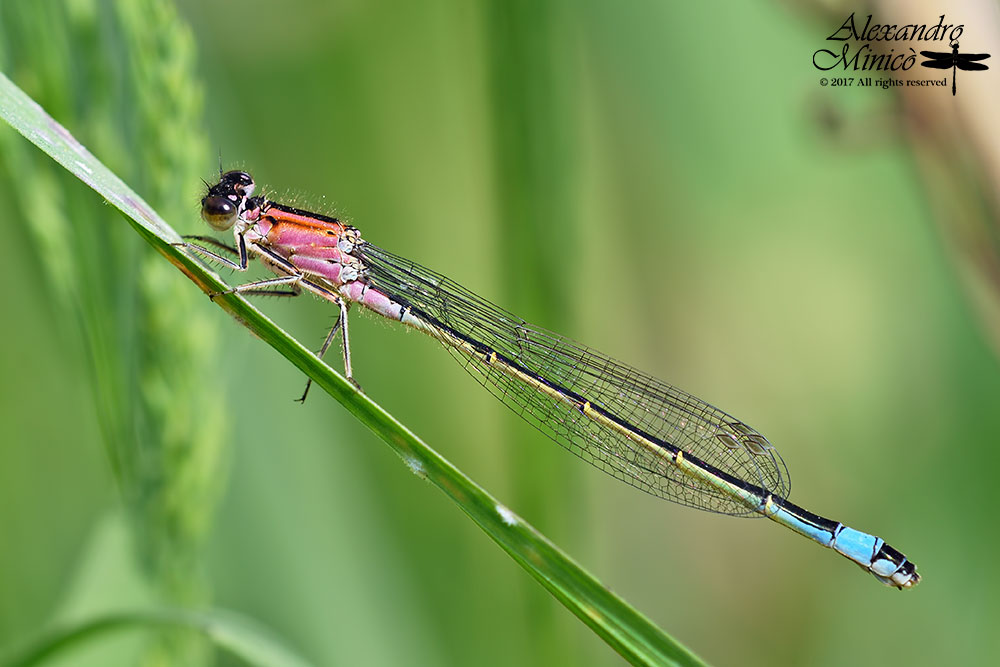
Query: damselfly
[[182, 170, 919, 589]]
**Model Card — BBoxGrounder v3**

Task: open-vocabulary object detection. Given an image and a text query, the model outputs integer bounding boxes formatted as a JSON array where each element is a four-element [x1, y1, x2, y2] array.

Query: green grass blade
[[0, 70, 707, 667], [0, 72, 178, 244], [2, 608, 312, 667]]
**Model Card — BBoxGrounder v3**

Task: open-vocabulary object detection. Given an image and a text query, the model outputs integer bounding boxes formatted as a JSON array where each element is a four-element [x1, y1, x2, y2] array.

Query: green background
[[2, 1, 998, 665]]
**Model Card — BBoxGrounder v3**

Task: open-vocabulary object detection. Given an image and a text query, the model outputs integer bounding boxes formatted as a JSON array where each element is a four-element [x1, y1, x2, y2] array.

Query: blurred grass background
[[1, 0, 999, 665]]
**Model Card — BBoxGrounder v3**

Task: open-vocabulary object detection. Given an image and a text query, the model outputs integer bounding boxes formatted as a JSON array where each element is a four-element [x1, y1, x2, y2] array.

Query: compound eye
[[201, 194, 238, 231]]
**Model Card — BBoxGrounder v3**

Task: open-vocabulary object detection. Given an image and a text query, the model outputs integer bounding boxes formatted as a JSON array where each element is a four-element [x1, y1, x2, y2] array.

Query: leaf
[[2, 608, 313, 667]]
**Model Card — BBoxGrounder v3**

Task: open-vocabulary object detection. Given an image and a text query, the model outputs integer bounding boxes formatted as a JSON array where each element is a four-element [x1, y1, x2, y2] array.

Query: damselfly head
[[201, 170, 256, 231]]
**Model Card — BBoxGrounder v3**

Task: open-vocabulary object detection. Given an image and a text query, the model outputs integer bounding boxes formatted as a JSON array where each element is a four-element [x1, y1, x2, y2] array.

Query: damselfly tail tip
[[873, 557, 919, 590], [895, 564, 920, 590]]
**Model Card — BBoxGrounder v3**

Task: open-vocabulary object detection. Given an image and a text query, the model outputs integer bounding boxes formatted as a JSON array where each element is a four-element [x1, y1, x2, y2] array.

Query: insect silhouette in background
[[920, 41, 990, 96]]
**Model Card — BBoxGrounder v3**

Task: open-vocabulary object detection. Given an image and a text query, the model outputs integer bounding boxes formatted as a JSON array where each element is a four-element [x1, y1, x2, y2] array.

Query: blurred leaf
[[0, 70, 706, 667], [3, 608, 312, 667], [483, 4, 584, 660], [0, 3, 222, 662]]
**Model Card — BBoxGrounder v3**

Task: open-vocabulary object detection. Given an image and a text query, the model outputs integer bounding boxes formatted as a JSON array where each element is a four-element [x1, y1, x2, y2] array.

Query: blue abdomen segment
[[764, 495, 919, 589], [671, 447, 918, 588]]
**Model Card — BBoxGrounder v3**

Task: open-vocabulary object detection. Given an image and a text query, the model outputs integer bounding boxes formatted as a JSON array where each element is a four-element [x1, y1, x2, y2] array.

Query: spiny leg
[[192, 241, 310, 300], [178, 237, 302, 299], [241, 244, 364, 396], [298, 296, 362, 403], [209, 274, 303, 301], [182, 235, 238, 256], [175, 231, 249, 272], [238, 288, 300, 298], [297, 317, 341, 403], [181, 238, 362, 397]]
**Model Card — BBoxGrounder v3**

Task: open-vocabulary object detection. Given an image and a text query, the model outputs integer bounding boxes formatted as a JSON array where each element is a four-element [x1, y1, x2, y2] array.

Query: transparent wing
[[359, 242, 790, 516]]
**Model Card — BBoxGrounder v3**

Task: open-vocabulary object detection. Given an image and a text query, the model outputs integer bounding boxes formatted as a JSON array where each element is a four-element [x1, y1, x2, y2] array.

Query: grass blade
[[2, 608, 311, 667]]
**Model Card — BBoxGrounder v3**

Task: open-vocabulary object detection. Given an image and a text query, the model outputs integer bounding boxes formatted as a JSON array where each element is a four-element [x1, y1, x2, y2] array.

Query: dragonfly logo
[[919, 42, 991, 95]]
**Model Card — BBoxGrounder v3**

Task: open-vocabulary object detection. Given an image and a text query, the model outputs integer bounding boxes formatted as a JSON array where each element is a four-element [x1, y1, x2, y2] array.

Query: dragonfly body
[[187, 170, 919, 589]]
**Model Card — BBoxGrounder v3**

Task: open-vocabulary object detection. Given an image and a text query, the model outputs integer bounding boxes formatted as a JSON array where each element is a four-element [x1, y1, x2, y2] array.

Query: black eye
[[201, 194, 238, 231]]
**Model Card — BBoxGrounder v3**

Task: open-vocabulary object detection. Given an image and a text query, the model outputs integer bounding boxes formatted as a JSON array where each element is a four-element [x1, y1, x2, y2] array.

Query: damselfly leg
[[298, 302, 358, 403], [179, 236, 360, 397]]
